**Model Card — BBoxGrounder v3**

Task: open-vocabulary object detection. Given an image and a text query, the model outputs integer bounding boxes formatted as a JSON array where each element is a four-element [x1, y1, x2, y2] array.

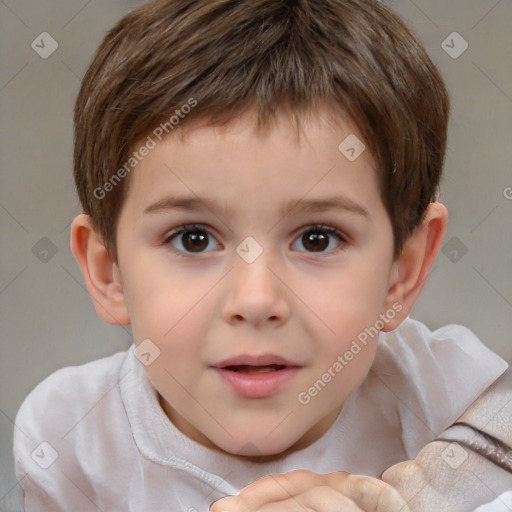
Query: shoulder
[[15, 349, 129, 434], [374, 317, 508, 387], [13, 349, 132, 484], [369, 318, 508, 456]]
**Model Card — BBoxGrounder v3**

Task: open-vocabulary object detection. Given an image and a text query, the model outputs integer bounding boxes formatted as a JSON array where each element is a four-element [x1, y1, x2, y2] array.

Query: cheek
[[122, 257, 211, 341], [297, 262, 390, 339], [292, 258, 390, 388], [128, 286, 213, 399]]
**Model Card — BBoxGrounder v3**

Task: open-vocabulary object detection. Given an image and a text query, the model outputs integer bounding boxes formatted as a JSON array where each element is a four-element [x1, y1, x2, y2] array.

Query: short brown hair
[[74, 0, 449, 261]]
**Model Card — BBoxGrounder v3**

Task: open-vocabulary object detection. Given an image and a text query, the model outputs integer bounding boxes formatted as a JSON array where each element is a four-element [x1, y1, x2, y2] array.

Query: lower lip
[[212, 367, 301, 398]]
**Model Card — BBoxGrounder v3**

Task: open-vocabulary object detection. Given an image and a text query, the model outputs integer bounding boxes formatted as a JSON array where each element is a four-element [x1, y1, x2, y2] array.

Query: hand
[[382, 457, 451, 512], [210, 469, 410, 512], [382, 441, 512, 511], [383, 368, 512, 511]]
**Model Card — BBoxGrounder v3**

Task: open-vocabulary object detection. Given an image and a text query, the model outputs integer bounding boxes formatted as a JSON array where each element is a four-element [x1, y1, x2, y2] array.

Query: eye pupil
[[171, 226, 342, 256], [302, 231, 329, 252], [183, 231, 208, 252]]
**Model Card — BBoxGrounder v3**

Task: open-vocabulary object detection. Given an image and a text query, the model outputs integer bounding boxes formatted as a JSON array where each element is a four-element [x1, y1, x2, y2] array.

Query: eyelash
[[163, 223, 348, 259]]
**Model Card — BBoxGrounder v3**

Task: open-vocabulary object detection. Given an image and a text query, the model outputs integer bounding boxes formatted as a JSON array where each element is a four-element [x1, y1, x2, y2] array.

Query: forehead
[[121, 107, 384, 222]]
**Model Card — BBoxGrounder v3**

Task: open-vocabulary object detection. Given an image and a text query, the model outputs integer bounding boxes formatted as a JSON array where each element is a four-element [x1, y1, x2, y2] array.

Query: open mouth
[[224, 364, 287, 374], [214, 360, 301, 398]]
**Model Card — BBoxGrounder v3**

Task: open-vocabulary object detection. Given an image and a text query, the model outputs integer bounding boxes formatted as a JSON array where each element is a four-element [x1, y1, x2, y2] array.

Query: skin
[[71, 106, 448, 510]]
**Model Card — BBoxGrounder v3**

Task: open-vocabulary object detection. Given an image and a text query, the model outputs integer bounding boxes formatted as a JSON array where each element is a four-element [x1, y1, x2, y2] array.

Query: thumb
[[381, 460, 421, 487], [209, 495, 234, 512], [381, 459, 429, 505]]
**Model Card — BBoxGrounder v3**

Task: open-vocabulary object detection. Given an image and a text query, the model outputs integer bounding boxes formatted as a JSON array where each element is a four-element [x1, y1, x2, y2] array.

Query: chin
[[209, 428, 305, 460]]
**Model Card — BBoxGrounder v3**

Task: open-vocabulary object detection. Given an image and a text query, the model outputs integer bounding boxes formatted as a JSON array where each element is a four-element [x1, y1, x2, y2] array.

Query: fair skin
[[71, 107, 448, 511]]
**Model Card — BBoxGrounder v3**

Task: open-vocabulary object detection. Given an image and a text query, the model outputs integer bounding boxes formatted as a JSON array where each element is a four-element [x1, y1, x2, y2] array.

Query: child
[[13, 0, 512, 510]]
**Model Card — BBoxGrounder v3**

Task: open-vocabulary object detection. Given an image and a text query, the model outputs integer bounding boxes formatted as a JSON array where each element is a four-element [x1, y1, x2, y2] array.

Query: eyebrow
[[143, 195, 370, 219]]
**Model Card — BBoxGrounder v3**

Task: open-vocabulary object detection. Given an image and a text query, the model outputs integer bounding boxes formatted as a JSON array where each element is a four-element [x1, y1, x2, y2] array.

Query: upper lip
[[212, 354, 302, 368]]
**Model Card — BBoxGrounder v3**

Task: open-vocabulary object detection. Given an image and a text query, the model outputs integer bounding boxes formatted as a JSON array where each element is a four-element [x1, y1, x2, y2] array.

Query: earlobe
[[70, 214, 130, 326], [381, 202, 448, 332]]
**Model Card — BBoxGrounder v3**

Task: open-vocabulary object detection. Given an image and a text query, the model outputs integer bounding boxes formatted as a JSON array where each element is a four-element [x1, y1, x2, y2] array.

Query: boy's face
[[114, 107, 399, 457]]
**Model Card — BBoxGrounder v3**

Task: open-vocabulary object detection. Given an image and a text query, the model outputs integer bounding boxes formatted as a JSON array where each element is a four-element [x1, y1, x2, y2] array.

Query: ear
[[70, 214, 130, 326], [381, 202, 448, 331]]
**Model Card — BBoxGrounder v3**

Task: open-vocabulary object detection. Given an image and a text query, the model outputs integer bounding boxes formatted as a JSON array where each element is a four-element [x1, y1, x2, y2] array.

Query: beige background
[[1, 0, 511, 510]]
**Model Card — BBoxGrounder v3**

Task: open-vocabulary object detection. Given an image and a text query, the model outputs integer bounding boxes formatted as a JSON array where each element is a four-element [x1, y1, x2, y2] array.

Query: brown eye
[[302, 231, 329, 252], [181, 230, 209, 252], [166, 225, 219, 255], [293, 225, 345, 254]]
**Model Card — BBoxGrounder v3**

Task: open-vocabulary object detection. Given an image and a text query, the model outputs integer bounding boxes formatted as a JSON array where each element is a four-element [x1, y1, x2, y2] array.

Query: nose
[[221, 249, 291, 328]]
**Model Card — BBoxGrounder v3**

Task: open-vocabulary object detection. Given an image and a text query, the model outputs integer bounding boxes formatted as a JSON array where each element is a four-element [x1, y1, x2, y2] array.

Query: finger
[[209, 476, 290, 512], [328, 473, 410, 512], [213, 471, 326, 510], [381, 460, 420, 488], [299, 486, 364, 512], [381, 461, 430, 504], [209, 496, 234, 512], [229, 486, 364, 512]]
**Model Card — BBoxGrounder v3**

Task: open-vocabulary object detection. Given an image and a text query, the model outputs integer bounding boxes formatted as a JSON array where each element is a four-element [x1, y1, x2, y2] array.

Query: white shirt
[[13, 318, 511, 511]]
